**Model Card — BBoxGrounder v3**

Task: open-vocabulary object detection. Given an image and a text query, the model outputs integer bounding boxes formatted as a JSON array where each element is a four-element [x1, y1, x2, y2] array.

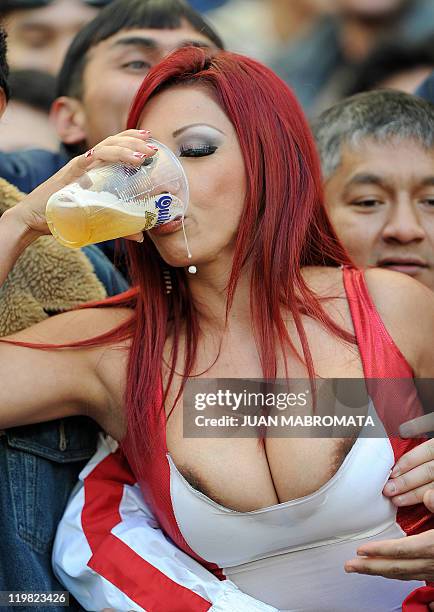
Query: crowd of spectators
[[1, 1, 434, 611], [2, 0, 434, 143]]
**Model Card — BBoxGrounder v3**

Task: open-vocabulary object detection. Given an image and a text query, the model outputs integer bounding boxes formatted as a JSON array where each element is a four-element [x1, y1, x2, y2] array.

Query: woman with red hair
[[1, 47, 434, 610]]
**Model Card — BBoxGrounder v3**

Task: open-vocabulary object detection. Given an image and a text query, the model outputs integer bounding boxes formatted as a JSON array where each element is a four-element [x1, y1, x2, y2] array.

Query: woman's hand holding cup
[[10, 129, 157, 243]]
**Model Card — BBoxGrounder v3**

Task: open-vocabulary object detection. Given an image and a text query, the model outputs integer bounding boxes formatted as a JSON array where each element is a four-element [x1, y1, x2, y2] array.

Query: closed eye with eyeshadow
[[179, 144, 218, 157]]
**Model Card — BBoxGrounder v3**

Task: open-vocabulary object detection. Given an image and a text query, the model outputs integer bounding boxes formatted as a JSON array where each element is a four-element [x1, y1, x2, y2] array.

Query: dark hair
[[345, 35, 434, 97], [9, 70, 56, 111], [57, 0, 224, 99], [0, 28, 10, 100]]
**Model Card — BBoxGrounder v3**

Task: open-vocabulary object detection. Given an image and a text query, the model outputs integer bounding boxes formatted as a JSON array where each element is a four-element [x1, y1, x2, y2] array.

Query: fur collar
[[0, 178, 106, 336]]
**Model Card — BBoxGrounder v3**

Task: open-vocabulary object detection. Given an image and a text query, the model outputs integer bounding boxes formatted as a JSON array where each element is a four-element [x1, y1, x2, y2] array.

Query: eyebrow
[[341, 173, 387, 198], [173, 123, 226, 137], [110, 37, 212, 52], [345, 173, 385, 188], [111, 36, 159, 51], [343, 173, 434, 193]]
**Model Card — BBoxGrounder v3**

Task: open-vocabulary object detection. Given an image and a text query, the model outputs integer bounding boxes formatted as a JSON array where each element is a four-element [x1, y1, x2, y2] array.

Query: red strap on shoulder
[[342, 266, 432, 536]]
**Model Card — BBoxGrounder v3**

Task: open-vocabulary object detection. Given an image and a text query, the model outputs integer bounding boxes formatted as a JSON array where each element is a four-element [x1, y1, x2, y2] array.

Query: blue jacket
[[0, 147, 120, 265], [0, 148, 69, 193]]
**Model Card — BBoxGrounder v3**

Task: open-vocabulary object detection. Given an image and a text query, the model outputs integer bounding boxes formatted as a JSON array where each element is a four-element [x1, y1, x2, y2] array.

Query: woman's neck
[[186, 259, 252, 333]]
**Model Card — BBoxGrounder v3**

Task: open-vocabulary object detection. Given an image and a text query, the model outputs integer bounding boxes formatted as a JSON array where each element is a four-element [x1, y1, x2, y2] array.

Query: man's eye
[[421, 198, 434, 207], [179, 145, 218, 158], [121, 60, 151, 71], [351, 199, 381, 208]]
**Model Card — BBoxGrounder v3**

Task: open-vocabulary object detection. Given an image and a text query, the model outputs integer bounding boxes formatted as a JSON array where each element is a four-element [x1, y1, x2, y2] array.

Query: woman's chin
[[151, 233, 201, 269], [156, 248, 197, 269]]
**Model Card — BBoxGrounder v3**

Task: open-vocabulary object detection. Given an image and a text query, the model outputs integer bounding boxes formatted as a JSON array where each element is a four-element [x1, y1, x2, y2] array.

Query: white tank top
[[167, 406, 424, 611]]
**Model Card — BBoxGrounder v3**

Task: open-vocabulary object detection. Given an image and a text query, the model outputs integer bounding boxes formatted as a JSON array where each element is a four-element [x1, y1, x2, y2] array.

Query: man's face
[[324, 138, 434, 290], [78, 24, 216, 147], [4, 0, 99, 75]]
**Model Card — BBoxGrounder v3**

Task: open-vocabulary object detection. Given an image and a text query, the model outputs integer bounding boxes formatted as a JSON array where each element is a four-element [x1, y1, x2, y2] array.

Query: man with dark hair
[[0, 0, 223, 264], [0, 0, 222, 190], [0, 25, 128, 611], [52, 0, 223, 156], [0, 0, 113, 76]]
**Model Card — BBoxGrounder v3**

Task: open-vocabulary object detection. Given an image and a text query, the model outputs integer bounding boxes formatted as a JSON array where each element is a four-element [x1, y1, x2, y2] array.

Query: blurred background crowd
[[1, 0, 434, 153]]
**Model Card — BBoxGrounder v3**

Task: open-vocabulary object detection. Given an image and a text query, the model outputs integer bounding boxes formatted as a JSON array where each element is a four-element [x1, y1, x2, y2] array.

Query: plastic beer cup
[[45, 139, 189, 248]]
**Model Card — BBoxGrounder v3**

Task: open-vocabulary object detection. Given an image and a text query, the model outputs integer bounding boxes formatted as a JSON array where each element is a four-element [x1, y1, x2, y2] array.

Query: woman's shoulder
[[302, 264, 434, 315], [363, 268, 434, 376], [362, 267, 434, 330], [302, 266, 434, 376], [301, 265, 345, 298]]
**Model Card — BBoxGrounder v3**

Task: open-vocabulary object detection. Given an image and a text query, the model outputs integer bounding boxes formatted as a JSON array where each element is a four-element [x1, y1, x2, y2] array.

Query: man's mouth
[[377, 257, 429, 276]]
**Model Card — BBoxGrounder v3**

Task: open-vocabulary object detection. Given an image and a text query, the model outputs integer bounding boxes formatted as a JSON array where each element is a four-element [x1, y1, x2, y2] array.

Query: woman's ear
[[50, 96, 87, 147]]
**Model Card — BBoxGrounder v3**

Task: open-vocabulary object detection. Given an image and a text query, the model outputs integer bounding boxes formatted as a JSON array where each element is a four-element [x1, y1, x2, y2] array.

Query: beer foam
[[53, 184, 125, 208]]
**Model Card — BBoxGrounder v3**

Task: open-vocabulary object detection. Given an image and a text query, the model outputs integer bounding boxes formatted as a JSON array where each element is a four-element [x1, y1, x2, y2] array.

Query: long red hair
[[120, 47, 352, 464], [4, 48, 353, 468]]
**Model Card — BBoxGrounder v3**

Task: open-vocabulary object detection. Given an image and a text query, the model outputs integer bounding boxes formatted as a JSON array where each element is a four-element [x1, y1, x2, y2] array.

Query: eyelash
[[179, 145, 218, 158]]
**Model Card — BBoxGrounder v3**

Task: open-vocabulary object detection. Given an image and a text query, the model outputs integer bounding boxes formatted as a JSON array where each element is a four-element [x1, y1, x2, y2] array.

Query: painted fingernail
[[139, 130, 151, 135], [148, 145, 158, 151], [384, 481, 396, 495], [394, 495, 405, 506], [85, 148, 95, 158], [133, 152, 147, 159]]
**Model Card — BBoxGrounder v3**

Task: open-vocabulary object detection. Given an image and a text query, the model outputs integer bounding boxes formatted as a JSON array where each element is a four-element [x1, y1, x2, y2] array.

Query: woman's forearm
[[0, 208, 38, 287]]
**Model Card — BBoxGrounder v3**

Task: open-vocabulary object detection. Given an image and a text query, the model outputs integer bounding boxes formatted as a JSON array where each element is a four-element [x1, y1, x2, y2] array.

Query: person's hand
[[400, 413, 434, 438], [10, 129, 156, 242], [383, 438, 434, 507], [344, 490, 434, 587]]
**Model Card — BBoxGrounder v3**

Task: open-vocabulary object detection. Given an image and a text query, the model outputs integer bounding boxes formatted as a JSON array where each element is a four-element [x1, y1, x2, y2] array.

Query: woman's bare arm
[[0, 308, 131, 431], [0, 207, 40, 287], [0, 129, 156, 286], [0, 130, 156, 433]]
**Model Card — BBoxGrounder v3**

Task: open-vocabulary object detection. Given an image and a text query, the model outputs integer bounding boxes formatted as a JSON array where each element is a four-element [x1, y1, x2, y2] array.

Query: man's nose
[[382, 201, 426, 244]]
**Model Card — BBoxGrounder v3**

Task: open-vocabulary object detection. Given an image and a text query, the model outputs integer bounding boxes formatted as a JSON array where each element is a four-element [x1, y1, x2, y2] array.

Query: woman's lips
[[150, 217, 184, 236]]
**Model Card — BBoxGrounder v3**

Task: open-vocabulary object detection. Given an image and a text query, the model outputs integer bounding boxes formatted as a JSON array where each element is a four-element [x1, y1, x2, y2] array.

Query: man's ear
[[50, 96, 87, 146], [0, 88, 7, 119]]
